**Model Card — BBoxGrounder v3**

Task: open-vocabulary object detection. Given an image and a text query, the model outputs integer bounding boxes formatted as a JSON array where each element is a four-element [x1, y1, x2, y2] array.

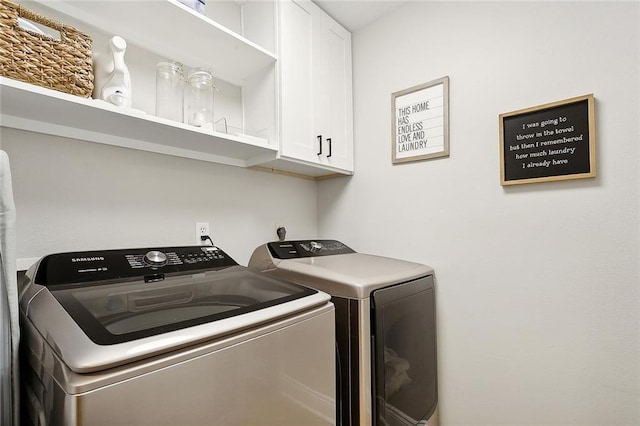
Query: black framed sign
[[499, 94, 596, 186], [392, 76, 449, 164]]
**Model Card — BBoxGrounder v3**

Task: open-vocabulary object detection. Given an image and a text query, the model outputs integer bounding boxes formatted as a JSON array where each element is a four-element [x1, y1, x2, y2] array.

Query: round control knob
[[309, 241, 323, 253], [143, 250, 168, 266]]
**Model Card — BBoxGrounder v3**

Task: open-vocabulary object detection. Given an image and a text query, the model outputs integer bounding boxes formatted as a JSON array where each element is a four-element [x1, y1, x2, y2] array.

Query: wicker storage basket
[[0, 0, 93, 97]]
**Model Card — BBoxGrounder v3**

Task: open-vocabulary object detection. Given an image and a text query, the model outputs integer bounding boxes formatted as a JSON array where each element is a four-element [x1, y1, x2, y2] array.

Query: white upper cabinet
[[261, 0, 353, 177], [1, 0, 279, 168], [1, 0, 353, 178], [318, 13, 353, 172], [278, 0, 321, 164]]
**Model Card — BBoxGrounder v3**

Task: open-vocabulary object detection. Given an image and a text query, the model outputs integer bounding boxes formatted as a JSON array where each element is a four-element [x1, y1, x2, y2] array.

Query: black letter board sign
[[499, 94, 595, 186]]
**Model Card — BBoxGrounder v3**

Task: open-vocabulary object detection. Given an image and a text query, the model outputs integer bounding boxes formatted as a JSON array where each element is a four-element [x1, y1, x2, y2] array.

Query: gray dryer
[[249, 240, 439, 426]]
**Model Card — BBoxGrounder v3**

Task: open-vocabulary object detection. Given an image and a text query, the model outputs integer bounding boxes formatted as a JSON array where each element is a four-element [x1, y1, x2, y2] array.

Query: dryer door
[[371, 276, 437, 425]]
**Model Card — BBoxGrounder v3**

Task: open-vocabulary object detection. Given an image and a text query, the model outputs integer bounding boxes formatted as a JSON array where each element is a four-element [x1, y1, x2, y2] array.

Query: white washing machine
[[249, 240, 439, 426], [20, 245, 336, 426]]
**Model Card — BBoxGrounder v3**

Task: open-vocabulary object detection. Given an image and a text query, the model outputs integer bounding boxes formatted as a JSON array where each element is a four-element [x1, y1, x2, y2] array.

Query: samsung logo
[[72, 257, 105, 262]]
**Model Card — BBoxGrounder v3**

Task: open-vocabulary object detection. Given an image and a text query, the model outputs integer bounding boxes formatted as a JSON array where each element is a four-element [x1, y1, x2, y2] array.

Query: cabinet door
[[317, 13, 353, 171], [279, 0, 322, 163]]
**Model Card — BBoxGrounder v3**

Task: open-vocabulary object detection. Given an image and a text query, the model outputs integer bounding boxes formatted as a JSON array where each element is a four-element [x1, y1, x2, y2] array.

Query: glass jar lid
[[156, 60, 183, 78], [187, 67, 214, 87]]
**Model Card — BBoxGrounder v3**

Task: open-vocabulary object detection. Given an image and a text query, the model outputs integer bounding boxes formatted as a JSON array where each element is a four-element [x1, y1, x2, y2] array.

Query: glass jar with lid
[[155, 61, 184, 123], [185, 68, 216, 128]]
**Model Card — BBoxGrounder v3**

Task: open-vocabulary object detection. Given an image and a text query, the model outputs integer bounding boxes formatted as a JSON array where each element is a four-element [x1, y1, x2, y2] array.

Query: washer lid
[[21, 246, 328, 372]]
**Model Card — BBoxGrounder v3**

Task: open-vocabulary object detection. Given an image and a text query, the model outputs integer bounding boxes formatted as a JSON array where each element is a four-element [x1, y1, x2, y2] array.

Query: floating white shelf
[[0, 78, 278, 167], [31, 0, 277, 86]]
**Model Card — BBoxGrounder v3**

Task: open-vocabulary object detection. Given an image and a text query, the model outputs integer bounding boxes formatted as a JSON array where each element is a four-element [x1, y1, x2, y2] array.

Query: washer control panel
[[35, 245, 236, 286], [267, 240, 355, 259]]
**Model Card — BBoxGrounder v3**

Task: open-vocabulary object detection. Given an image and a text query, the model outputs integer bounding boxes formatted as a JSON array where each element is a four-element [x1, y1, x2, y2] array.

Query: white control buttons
[[310, 241, 323, 252]]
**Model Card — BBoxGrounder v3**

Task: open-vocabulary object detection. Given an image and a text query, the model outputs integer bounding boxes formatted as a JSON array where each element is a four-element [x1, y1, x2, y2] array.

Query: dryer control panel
[[267, 240, 355, 259], [35, 246, 237, 286]]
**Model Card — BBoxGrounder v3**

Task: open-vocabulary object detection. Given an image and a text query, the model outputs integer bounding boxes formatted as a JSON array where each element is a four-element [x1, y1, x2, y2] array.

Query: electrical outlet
[[195, 222, 210, 245]]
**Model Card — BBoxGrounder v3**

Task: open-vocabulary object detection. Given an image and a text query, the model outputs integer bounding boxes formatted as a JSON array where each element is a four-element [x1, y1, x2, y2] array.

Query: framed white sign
[[392, 76, 449, 164]]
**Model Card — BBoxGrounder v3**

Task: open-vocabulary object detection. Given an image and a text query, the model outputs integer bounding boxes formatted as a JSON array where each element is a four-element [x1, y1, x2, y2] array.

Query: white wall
[[319, 2, 639, 425], [1, 128, 318, 267]]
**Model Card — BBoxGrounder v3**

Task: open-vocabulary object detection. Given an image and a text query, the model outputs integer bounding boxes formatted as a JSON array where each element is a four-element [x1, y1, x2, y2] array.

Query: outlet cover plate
[[195, 222, 210, 245]]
